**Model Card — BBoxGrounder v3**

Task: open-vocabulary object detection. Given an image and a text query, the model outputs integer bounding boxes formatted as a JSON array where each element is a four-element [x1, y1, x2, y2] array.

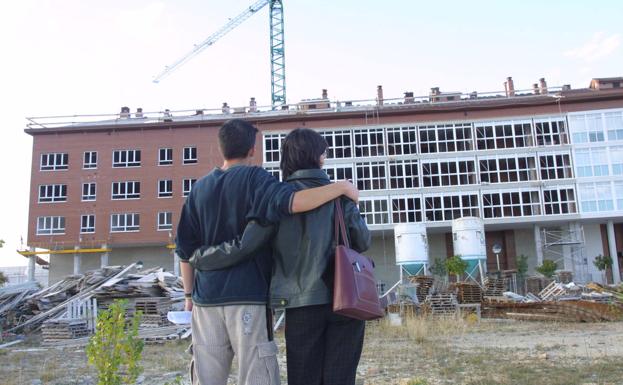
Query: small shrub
[[445, 255, 468, 281], [536, 260, 557, 279], [86, 299, 144, 385]]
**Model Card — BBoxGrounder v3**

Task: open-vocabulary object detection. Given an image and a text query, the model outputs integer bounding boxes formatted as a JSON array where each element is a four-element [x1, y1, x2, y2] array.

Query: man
[[176, 119, 359, 385]]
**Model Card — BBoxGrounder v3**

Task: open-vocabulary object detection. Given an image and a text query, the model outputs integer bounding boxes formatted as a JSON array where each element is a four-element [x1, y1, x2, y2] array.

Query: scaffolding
[[541, 224, 590, 283]]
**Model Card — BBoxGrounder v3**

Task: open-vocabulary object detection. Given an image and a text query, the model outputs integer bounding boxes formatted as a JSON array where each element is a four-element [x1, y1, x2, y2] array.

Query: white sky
[[0, 0, 621, 266]]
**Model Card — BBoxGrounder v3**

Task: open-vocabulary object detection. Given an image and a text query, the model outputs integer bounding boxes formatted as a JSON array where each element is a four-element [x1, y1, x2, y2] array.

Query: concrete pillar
[[607, 220, 621, 284], [28, 247, 36, 282], [73, 245, 81, 275], [534, 225, 543, 266], [100, 244, 109, 268], [173, 251, 180, 277]]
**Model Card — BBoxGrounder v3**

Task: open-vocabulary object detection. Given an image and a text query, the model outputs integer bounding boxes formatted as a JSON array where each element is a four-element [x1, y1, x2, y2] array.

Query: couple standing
[[176, 119, 371, 385]]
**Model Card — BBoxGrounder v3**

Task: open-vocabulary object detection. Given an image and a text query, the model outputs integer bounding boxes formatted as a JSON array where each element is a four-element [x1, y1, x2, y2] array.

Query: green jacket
[[190, 168, 371, 309]]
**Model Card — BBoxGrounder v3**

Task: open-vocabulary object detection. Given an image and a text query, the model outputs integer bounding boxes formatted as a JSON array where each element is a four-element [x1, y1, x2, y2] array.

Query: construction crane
[[152, 0, 286, 108]]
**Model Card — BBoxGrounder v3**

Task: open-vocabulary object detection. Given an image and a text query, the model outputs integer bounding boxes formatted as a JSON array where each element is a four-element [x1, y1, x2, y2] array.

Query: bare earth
[[2, 319, 623, 385]]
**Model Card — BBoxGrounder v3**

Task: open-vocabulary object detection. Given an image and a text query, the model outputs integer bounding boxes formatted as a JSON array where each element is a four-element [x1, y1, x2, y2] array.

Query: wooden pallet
[[426, 293, 457, 315], [408, 276, 434, 303], [483, 278, 506, 297], [556, 271, 573, 284], [539, 281, 566, 301], [452, 282, 483, 304]]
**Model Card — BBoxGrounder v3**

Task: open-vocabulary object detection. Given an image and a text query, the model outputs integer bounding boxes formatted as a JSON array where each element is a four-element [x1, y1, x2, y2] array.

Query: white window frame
[[353, 128, 385, 157], [424, 193, 480, 222], [538, 152, 573, 180], [323, 164, 354, 183], [481, 189, 541, 218], [183, 146, 198, 164], [40, 153, 68, 171], [386, 126, 418, 156], [83, 151, 97, 169], [110, 213, 140, 232], [359, 197, 390, 225], [478, 155, 537, 184], [80, 214, 95, 234], [111, 181, 141, 200], [264, 166, 282, 182], [82, 182, 96, 201], [159, 148, 173, 166], [418, 122, 473, 154], [112, 149, 141, 168], [475, 120, 533, 150], [605, 111, 623, 141], [578, 182, 614, 213], [391, 195, 423, 223], [263, 133, 286, 163], [36, 216, 65, 235], [543, 186, 577, 215], [38, 184, 67, 203], [158, 179, 173, 198], [183, 178, 197, 197], [355, 161, 387, 191], [320, 130, 353, 159], [157, 212, 173, 231], [388, 159, 419, 189], [614, 180, 623, 210], [422, 159, 476, 187], [568, 113, 606, 144], [534, 117, 568, 146], [610, 146, 623, 175], [574, 147, 609, 177]]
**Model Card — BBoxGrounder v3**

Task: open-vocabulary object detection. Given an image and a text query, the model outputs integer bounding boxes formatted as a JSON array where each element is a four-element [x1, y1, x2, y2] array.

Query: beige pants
[[190, 304, 280, 385]]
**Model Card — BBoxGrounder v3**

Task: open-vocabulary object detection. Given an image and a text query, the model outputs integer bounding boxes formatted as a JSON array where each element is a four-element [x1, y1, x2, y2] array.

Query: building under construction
[[24, 76, 623, 286]]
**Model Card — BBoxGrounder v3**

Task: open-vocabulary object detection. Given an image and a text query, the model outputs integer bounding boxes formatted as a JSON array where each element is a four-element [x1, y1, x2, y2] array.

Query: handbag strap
[[334, 199, 350, 248]]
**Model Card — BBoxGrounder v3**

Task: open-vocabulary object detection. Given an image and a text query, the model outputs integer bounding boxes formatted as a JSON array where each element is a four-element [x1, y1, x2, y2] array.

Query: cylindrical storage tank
[[394, 223, 429, 275], [451, 217, 486, 276]]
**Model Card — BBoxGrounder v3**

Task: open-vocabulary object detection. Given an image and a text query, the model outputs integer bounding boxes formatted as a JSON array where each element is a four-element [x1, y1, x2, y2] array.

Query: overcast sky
[[0, 0, 621, 266]]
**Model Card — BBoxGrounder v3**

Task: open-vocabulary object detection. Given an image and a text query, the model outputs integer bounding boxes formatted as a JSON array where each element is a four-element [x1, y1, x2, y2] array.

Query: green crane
[[153, 0, 286, 109]]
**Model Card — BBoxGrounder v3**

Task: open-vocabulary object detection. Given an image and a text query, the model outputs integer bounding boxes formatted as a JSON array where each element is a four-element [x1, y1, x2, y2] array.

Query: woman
[[271, 128, 371, 385]]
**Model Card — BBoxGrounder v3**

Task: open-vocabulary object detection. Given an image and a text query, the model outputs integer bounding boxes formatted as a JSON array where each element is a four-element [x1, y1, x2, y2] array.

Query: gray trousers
[[190, 304, 280, 385]]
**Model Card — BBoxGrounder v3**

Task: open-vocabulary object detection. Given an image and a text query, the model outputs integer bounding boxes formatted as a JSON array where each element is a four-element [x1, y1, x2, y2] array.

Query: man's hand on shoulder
[[336, 180, 359, 204]]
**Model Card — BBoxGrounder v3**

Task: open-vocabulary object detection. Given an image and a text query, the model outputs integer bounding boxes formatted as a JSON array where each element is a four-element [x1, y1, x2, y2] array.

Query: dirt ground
[[2, 318, 623, 385]]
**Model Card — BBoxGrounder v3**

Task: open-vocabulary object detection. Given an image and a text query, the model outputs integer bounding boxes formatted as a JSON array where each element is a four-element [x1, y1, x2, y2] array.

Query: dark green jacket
[[190, 169, 371, 309]]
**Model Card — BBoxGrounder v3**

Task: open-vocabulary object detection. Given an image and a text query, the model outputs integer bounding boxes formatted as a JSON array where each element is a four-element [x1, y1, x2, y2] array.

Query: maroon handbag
[[332, 199, 384, 320]]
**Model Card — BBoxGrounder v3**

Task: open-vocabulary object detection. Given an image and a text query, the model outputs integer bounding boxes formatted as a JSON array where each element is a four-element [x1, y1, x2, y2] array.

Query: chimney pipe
[[430, 87, 440, 102], [120, 106, 130, 118], [562, 84, 571, 91], [533, 83, 540, 95], [249, 97, 257, 112], [539, 78, 548, 94], [404, 91, 414, 104], [376, 85, 384, 106], [135, 107, 143, 118], [222, 102, 230, 114], [506, 77, 515, 96], [322, 89, 328, 99]]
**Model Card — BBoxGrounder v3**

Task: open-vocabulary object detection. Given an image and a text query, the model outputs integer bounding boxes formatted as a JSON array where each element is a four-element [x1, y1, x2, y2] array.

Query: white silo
[[451, 217, 487, 283], [394, 223, 429, 276]]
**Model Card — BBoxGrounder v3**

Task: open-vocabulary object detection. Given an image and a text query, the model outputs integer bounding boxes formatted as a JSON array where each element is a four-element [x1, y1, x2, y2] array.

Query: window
[[158, 179, 173, 198], [388, 160, 419, 189], [534, 118, 568, 146], [539, 153, 573, 180], [183, 178, 197, 197], [605, 111, 623, 141], [157, 212, 172, 231], [110, 213, 140, 232], [320, 130, 352, 159], [419, 123, 473, 153], [323, 164, 353, 182], [354, 128, 384, 157], [355, 161, 387, 190], [159, 148, 173, 165], [479, 156, 537, 183], [574, 148, 609, 177], [578, 182, 614, 212], [264, 133, 286, 163], [424, 194, 479, 222], [615, 181, 623, 210], [82, 183, 96, 201], [183, 146, 197, 164], [83, 151, 97, 169], [111, 181, 140, 199], [80, 214, 95, 233], [265, 166, 282, 181], [387, 126, 417, 155], [611, 146, 623, 175], [543, 187, 577, 215], [392, 196, 422, 223], [422, 160, 476, 187], [359, 198, 390, 225], [36, 216, 65, 235], [113, 149, 141, 167], [482, 190, 541, 218], [568, 113, 605, 143], [38, 184, 67, 203], [475, 120, 533, 150], [40, 153, 68, 171]]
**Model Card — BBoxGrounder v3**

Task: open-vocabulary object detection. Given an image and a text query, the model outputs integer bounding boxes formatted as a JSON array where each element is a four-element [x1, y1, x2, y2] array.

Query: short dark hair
[[218, 119, 258, 160], [280, 128, 328, 179]]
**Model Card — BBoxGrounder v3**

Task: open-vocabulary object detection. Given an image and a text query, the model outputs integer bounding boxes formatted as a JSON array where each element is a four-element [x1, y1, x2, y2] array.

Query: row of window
[[263, 117, 571, 163], [574, 146, 623, 177], [39, 147, 198, 171], [358, 186, 579, 225], [568, 111, 623, 144], [36, 212, 173, 235], [38, 179, 197, 203]]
